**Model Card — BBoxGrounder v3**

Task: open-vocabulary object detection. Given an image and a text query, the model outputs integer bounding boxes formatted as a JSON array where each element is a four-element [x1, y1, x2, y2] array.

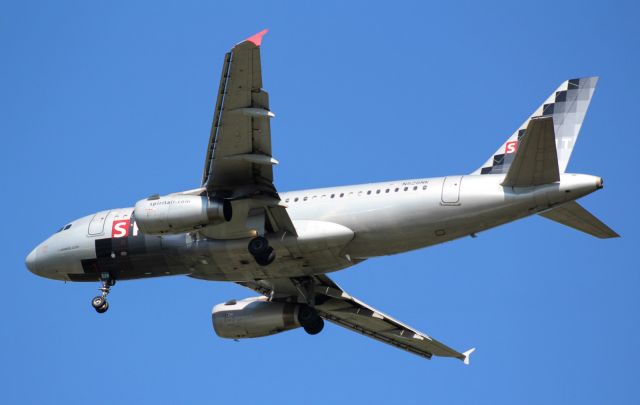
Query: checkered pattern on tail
[[473, 77, 599, 176]]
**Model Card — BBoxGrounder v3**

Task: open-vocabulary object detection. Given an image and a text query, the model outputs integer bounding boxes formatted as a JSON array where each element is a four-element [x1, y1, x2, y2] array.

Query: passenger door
[[441, 176, 463, 205], [88, 210, 110, 236]]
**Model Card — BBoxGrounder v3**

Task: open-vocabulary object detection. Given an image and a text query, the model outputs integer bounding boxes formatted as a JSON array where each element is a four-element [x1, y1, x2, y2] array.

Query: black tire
[[248, 236, 270, 256], [95, 301, 109, 313], [255, 247, 275, 266], [297, 305, 319, 326], [92, 296, 106, 309], [303, 317, 324, 335]]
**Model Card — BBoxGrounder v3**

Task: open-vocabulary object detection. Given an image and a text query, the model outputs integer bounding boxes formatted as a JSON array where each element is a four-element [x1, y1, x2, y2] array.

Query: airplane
[[25, 29, 618, 364]]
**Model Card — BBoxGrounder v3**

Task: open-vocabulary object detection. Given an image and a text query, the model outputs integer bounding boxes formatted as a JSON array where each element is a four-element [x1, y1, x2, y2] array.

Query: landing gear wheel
[[298, 305, 324, 335], [298, 305, 317, 325], [255, 247, 276, 267], [248, 236, 270, 256], [248, 237, 276, 266], [91, 273, 115, 314], [303, 317, 324, 335], [95, 301, 109, 313], [92, 296, 106, 309]]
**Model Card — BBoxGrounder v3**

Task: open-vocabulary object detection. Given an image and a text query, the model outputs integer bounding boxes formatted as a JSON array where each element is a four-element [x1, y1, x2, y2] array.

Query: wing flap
[[502, 116, 560, 187], [540, 201, 619, 238], [266, 205, 298, 236]]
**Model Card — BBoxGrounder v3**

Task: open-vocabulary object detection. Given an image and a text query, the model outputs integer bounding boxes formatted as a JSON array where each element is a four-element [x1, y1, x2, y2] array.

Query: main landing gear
[[91, 273, 115, 314], [248, 236, 275, 266], [298, 305, 324, 335]]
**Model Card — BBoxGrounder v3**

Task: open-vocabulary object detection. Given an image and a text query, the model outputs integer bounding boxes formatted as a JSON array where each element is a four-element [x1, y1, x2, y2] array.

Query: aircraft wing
[[200, 30, 295, 236], [238, 275, 475, 363]]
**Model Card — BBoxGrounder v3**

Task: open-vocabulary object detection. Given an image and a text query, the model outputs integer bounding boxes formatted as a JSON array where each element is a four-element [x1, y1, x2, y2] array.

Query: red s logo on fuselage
[[112, 219, 130, 238], [505, 141, 518, 154]]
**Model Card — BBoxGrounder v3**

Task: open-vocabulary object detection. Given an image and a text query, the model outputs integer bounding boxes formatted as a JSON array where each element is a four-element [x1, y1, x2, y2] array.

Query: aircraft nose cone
[[25, 248, 38, 274]]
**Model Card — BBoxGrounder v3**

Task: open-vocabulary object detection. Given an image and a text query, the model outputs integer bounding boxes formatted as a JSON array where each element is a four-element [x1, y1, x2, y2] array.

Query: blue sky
[[2, 1, 639, 404]]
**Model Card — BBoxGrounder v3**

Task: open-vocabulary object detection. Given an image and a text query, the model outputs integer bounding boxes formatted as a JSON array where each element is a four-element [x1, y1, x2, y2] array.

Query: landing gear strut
[[298, 305, 324, 335], [248, 236, 275, 266], [91, 273, 115, 314]]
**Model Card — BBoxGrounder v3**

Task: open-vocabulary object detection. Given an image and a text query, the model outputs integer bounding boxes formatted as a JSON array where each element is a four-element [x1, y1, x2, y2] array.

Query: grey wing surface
[[202, 29, 276, 197], [239, 275, 475, 362], [200, 30, 295, 237]]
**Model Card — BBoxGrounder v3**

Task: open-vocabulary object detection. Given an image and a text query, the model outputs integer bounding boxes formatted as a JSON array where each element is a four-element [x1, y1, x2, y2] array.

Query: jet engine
[[133, 194, 231, 235], [212, 296, 324, 339]]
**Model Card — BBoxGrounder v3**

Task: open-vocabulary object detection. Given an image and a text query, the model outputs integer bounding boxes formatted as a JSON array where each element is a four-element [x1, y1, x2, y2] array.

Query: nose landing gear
[[91, 273, 115, 313]]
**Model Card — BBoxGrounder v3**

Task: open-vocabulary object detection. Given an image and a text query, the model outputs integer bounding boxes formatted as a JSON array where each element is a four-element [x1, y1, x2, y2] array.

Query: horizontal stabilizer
[[502, 116, 560, 187], [540, 201, 619, 239]]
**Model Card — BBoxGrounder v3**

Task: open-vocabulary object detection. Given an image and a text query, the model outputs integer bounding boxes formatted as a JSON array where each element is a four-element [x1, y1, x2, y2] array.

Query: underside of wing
[[238, 275, 474, 363], [198, 30, 296, 238], [202, 29, 276, 196]]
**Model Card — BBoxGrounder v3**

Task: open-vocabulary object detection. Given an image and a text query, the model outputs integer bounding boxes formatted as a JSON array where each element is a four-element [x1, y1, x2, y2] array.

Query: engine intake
[[133, 194, 231, 235]]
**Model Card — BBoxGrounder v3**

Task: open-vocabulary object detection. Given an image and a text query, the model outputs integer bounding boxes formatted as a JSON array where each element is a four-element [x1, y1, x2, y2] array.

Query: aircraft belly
[[188, 237, 354, 282], [190, 220, 355, 281]]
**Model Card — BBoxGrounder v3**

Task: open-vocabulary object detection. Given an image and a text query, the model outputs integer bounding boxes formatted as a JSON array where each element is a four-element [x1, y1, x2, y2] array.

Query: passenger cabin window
[[395, 188, 399, 192], [294, 197, 299, 202], [385, 189, 390, 193], [422, 185, 427, 190], [404, 187, 408, 191], [340, 193, 344, 198], [367, 190, 372, 195], [303, 197, 308, 201], [376, 190, 381, 194], [285, 198, 290, 203], [413, 186, 418, 190], [331, 194, 335, 198]]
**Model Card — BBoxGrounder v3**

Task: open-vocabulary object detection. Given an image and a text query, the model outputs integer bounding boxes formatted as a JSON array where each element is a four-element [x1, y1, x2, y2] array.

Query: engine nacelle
[[212, 297, 302, 339], [133, 194, 231, 235]]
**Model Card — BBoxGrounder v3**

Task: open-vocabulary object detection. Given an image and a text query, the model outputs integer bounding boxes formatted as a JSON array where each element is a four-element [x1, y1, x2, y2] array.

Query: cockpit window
[[56, 224, 72, 233]]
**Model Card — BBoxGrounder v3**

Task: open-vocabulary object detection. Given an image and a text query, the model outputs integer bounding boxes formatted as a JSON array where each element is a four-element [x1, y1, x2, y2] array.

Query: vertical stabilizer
[[473, 77, 598, 175]]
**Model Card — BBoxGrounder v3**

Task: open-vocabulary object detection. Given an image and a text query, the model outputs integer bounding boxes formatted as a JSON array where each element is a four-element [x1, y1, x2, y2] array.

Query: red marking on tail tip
[[244, 29, 269, 46]]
